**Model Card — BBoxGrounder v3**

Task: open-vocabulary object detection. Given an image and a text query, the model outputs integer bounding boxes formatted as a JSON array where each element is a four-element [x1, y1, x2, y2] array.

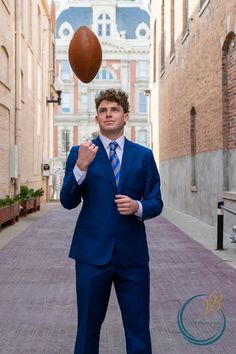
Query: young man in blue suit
[[60, 89, 163, 354]]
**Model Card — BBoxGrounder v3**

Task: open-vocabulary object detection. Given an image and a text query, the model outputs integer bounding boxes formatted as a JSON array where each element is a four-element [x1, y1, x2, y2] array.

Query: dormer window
[[97, 14, 111, 37]]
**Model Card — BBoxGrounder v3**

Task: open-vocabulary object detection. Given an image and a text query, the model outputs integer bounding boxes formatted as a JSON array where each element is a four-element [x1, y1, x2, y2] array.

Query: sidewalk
[[0, 204, 236, 353]]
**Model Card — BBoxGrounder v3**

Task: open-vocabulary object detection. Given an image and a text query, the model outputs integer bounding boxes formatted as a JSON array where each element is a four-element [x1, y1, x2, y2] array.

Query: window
[[98, 24, 102, 37], [62, 129, 70, 153], [97, 14, 111, 37], [138, 129, 148, 146], [61, 92, 72, 113], [96, 68, 114, 80], [61, 60, 71, 80], [135, 22, 150, 39], [138, 92, 147, 113], [137, 61, 149, 79], [106, 24, 111, 36], [222, 32, 236, 190]]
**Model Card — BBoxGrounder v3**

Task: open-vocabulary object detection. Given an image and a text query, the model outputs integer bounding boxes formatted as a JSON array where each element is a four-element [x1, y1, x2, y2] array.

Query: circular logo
[[177, 294, 227, 345]]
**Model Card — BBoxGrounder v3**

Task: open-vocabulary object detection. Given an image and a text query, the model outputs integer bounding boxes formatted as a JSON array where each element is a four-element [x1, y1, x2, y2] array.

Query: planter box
[[19, 198, 35, 216], [0, 204, 20, 231], [34, 196, 41, 212]]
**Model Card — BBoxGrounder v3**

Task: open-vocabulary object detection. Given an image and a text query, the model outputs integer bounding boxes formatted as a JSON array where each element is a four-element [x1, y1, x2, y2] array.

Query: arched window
[[96, 68, 114, 80], [222, 32, 236, 190], [97, 14, 111, 37]]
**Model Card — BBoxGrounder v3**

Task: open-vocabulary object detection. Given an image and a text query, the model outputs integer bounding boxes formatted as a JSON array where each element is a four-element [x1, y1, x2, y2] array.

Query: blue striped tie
[[109, 141, 120, 187]]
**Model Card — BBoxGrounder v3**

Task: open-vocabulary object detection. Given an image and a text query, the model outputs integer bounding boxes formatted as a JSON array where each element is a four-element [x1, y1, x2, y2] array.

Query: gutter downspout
[[14, 0, 21, 195]]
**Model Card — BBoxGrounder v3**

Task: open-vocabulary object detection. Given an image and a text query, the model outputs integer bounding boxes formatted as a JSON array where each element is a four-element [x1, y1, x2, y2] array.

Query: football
[[68, 26, 102, 83]]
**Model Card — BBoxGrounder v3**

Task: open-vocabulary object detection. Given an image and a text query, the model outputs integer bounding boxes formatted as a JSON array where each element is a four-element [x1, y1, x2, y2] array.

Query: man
[[60, 89, 163, 354]]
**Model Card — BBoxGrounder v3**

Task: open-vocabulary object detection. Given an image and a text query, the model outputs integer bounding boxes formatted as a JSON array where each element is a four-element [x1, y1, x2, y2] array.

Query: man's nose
[[106, 110, 112, 116]]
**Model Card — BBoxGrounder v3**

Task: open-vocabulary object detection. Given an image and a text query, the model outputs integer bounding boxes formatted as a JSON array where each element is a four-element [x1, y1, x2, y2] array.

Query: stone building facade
[[0, 0, 55, 200], [150, 0, 236, 230], [54, 0, 151, 169]]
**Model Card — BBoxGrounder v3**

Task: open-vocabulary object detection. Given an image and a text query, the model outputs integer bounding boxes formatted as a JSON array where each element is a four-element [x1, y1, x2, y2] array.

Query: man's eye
[[112, 107, 118, 111]]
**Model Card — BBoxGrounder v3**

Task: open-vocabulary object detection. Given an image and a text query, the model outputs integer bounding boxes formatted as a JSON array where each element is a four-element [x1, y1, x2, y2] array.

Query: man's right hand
[[76, 140, 99, 171]]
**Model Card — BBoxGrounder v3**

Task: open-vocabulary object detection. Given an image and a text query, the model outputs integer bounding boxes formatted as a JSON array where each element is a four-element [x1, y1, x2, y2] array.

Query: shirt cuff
[[135, 200, 143, 219], [73, 165, 87, 185]]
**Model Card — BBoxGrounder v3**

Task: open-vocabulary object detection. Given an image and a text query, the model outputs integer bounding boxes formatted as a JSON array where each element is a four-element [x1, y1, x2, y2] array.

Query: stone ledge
[[223, 191, 236, 202]]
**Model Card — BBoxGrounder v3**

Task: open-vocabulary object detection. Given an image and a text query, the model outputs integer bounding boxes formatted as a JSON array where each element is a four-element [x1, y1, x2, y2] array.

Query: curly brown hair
[[95, 89, 130, 113]]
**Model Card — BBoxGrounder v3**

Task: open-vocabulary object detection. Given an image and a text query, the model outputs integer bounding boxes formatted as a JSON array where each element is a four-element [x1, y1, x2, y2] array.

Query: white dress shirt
[[73, 135, 143, 218]]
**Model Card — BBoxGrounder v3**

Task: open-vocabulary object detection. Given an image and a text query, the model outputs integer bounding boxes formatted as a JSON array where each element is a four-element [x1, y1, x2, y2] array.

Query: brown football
[[68, 26, 102, 83]]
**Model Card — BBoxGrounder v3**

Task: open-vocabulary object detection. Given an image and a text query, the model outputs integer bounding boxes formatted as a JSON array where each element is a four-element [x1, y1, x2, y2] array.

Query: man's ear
[[95, 115, 99, 124], [124, 113, 129, 125]]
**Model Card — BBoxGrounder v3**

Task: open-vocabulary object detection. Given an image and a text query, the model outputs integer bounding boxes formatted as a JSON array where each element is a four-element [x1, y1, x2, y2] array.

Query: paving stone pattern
[[0, 206, 236, 354]]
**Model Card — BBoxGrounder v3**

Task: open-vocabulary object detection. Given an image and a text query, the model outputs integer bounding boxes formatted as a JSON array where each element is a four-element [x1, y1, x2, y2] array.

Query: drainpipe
[[14, 0, 21, 195]]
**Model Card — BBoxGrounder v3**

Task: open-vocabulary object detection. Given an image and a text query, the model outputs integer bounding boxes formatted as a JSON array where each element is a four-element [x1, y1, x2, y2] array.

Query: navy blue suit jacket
[[60, 137, 163, 266]]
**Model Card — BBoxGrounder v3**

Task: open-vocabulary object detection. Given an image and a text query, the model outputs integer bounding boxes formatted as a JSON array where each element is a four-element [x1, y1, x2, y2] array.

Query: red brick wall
[[73, 126, 78, 146], [158, 1, 236, 162], [130, 126, 135, 142], [226, 37, 236, 150]]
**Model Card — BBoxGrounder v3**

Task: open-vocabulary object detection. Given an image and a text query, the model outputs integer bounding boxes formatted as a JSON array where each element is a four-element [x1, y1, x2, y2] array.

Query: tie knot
[[110, 141, 118, 151]]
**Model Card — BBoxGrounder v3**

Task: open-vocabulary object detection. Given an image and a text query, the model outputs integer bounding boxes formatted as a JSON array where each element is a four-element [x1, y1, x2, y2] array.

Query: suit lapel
[[93, 137, 117, 191], [117, 138, 135, 192]]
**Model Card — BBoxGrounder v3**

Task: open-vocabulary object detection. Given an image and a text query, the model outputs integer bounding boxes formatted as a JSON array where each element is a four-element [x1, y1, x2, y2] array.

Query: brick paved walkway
[[0, 206, 236, 354]]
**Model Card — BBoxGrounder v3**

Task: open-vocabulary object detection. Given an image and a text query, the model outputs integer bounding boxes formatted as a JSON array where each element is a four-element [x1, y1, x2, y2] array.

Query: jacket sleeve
[[60, 146, 83, 210], [141, 150, 163, 221]]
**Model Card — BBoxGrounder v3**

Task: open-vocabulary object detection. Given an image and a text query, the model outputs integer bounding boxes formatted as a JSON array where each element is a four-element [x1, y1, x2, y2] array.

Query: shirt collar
[[99, 134, 125, 151]]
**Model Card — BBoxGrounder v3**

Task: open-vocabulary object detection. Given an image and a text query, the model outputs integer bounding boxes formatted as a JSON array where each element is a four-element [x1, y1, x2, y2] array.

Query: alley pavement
[[0, 203, 236, 354]]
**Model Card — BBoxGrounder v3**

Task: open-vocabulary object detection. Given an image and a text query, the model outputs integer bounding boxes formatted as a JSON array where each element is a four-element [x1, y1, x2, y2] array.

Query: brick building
[[0, 0, 56, 200], [150, 0, 236, 229], [53, 0, 151, 169]]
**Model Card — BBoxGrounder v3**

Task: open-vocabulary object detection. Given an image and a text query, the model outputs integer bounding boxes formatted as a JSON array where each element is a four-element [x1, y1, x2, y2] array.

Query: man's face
[[95, 100, 129, 138]]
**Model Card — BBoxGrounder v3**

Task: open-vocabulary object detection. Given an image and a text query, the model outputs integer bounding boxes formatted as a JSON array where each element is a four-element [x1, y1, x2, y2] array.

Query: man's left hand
[[115, 195, 139, 215]]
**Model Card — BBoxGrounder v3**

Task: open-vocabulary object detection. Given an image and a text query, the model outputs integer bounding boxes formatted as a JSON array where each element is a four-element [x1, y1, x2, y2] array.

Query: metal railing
[[217, 201, 236, 250]]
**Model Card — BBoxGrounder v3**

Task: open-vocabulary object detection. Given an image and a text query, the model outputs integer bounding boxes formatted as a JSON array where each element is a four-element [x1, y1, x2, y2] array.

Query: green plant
[[15, 185, 44, 201], [32, 188, 44, 197], [0, 196, 16, 208], [16, 185, 34, 201]]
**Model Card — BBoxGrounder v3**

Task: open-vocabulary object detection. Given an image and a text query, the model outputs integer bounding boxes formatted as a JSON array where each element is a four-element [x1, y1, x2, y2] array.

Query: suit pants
[[74, 249, 152, 354]]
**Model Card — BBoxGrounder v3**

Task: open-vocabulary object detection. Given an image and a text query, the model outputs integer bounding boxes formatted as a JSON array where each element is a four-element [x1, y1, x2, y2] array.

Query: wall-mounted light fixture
[[144, 89, 151, 96], [46, 76, 64, 105]]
